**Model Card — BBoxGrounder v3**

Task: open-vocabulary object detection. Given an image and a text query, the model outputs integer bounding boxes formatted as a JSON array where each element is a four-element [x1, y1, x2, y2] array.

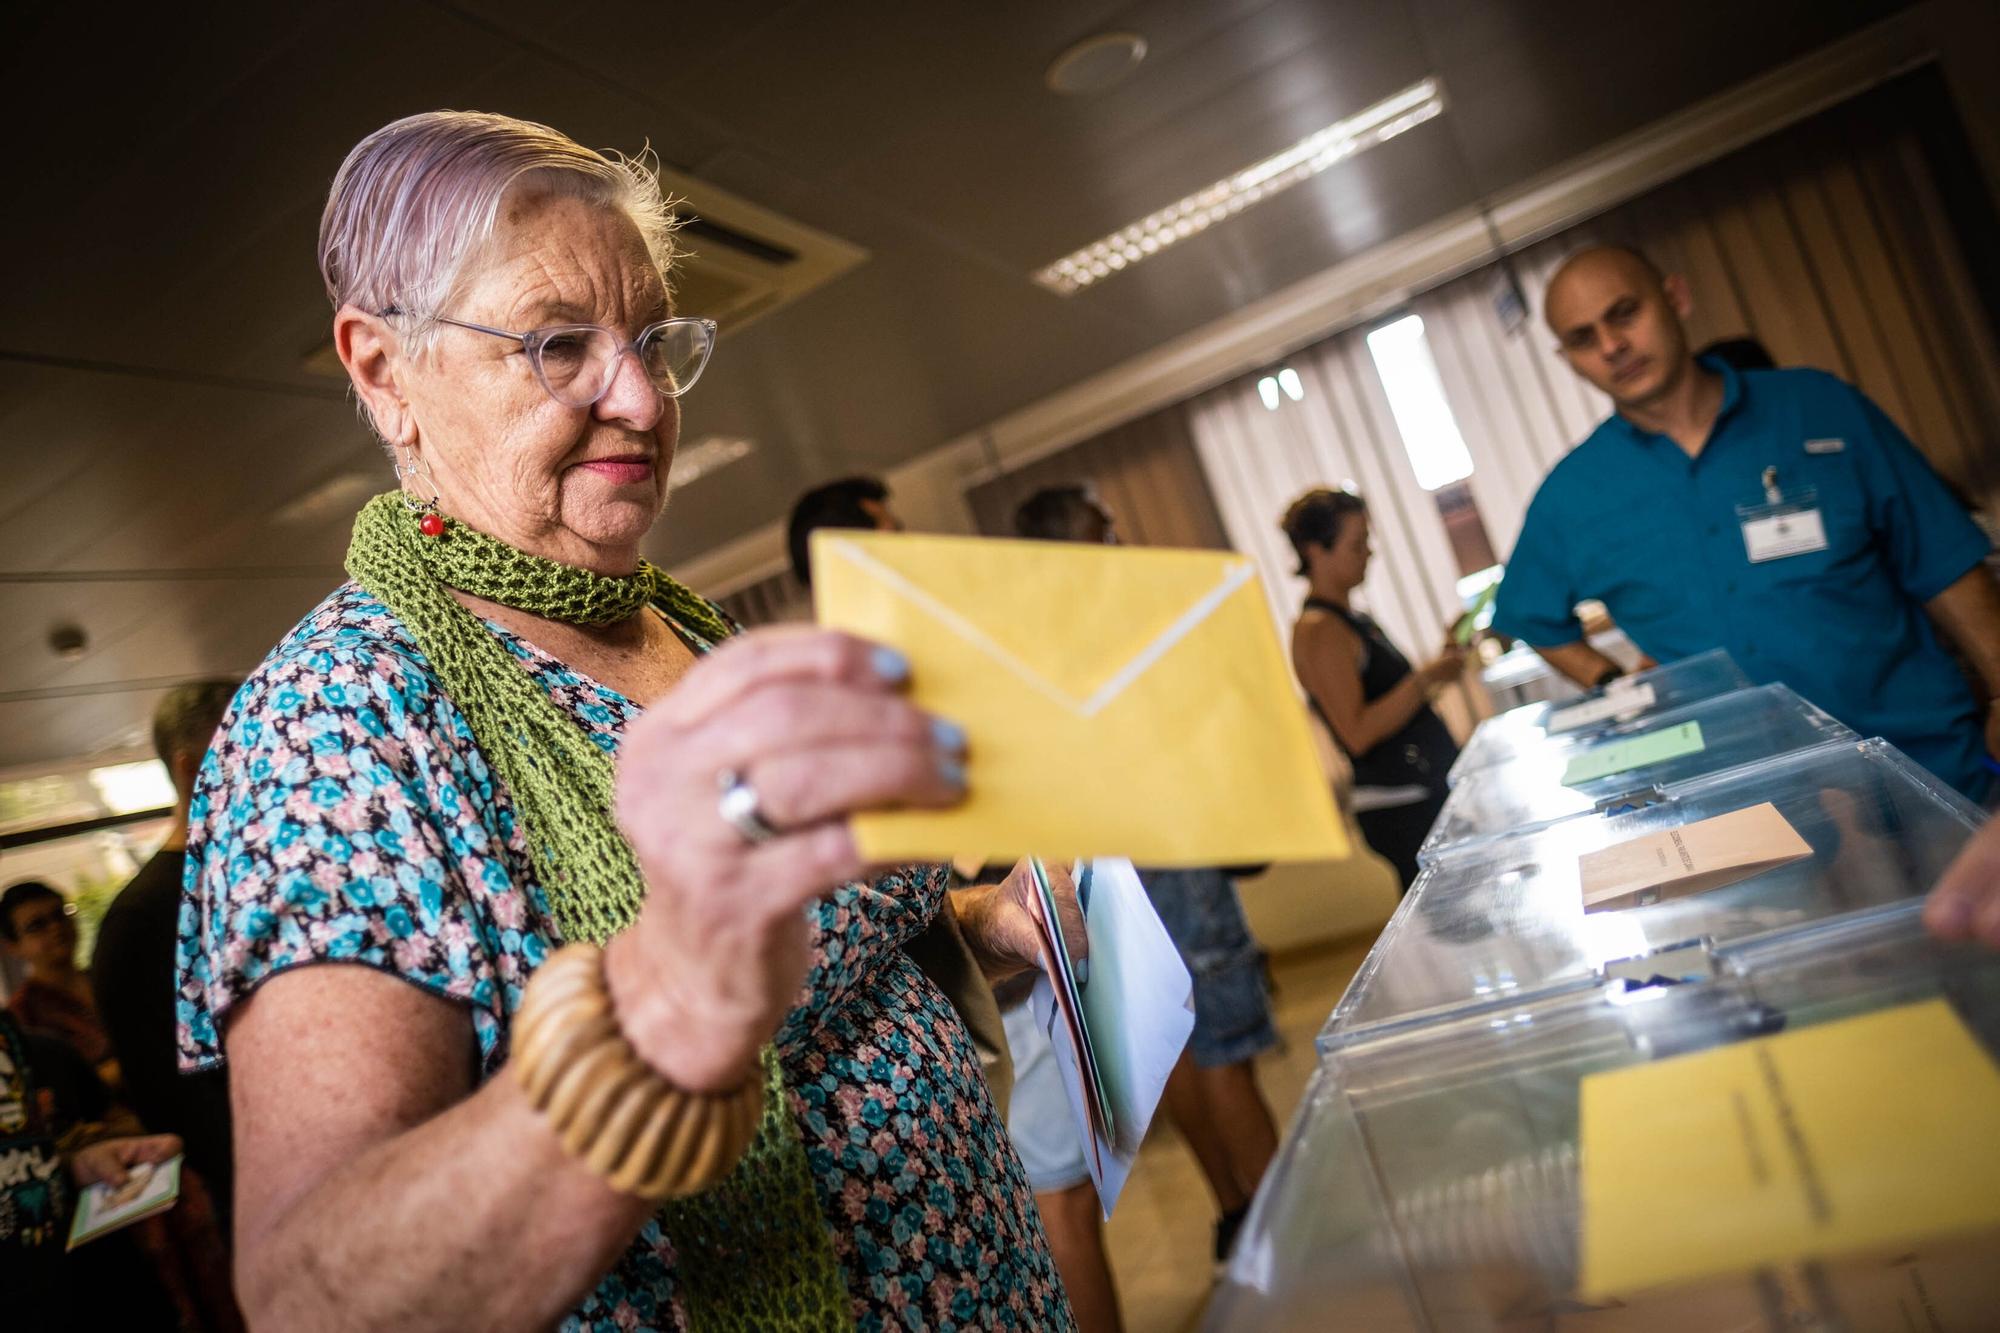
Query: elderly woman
[[175, 111, 1075, 1332]]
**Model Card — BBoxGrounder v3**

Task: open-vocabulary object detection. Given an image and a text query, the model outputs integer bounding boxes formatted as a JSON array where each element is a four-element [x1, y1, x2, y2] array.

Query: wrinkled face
[[1545, 252, 1694, 410], [4, 896, 76, 972], [399, 192, 678, 569]]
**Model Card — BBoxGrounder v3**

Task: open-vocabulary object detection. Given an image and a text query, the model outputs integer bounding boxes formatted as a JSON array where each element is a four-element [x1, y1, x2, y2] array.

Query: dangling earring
[[396, 447, 446, 537]]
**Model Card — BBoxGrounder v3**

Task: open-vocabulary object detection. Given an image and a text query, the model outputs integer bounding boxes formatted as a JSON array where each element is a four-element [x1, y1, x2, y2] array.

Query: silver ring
[[716, 768, 779, 845]]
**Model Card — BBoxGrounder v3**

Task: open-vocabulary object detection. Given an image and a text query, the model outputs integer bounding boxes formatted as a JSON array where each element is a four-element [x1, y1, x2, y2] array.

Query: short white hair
[[318, 109, 680, 353]]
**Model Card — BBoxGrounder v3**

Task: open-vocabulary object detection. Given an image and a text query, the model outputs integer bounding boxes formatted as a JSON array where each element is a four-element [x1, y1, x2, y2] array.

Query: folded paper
[[1579, 999, 2000, 1300], [1579, 802, 1812, 912], [1562, 721, 1706, 786], [812, 531, 1348, 864], [1548, 682, 1658, 735]]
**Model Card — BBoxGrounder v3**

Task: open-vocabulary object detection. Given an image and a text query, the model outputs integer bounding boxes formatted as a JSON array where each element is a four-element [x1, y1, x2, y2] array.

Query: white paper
[[1548, 683, 1658, 734], [1741, 509, 1828, 562], [1027, 857, 1195, 1217]]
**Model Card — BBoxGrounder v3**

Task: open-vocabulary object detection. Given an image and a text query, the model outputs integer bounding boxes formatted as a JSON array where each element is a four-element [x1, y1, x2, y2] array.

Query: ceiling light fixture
[[1045, 32, 1149, 96], [1032, 77, 1446, 296]]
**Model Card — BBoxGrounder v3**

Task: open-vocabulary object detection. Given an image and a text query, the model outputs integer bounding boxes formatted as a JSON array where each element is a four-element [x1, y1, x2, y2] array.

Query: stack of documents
[[1025, 858, 1195, 1216]]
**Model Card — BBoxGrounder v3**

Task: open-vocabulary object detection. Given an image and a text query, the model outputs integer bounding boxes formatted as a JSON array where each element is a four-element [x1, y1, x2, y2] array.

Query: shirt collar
[[1604, 353, 1743, 448]]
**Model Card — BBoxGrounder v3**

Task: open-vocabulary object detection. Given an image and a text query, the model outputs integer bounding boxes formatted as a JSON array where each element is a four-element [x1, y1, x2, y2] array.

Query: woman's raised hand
[[605, 628, 967, 1091], [1419, 644, 1470, 689]]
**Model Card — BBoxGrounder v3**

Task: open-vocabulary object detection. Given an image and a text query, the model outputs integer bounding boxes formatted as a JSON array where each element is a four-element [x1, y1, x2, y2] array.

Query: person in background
[[2, 883, 117, 1088], [1014, 485, 1285, 1267], [1495, 245, 2000, 801], [0, 1006, 181, 1329], [1283, 488, 1465, 888], [785, 474, 903, 587], [93, 680, 240, 1217], [784, 474, 1016, 1113]]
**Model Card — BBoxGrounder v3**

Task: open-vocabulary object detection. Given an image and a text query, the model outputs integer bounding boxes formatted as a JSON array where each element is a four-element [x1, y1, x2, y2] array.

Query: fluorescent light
[[667, 436, 755, 491], [1033, 78, 1446, 295], [1257, 376, 1281, 411], [1277, 367, 1304, 402], [1364, 314, 1474, 491]]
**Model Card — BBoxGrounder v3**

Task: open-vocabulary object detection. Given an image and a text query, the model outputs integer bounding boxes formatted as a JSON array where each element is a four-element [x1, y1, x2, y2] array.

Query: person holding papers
[[1494, 245, 2000, 801], [1014, 487, 1284, 1266], [1284, 488, 1465, 887]]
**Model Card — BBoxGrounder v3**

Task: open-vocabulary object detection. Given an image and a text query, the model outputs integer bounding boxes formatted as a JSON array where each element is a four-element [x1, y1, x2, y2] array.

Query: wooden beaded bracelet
[[511, 943, 763, 1201]]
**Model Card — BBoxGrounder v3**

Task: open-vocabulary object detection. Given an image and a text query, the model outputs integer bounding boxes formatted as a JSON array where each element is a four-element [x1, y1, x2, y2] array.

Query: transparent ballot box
[[1208, 903, 2000, 1332], [1322, 739, 1982, 1044], [1421, 684, 1853, 863], [1450, 649, 1751, 787]]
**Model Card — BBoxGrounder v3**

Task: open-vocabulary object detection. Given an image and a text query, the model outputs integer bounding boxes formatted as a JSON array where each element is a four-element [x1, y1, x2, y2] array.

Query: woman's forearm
[[239, 1068, 652, 1331], [227, 964, 659, 1333], [1349, 675, 1429, 755]]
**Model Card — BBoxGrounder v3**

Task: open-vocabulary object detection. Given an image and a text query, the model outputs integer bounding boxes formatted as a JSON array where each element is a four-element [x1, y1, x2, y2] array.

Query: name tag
[[1741, 508, 1828, 562], [1804, 437, 1845, 455]]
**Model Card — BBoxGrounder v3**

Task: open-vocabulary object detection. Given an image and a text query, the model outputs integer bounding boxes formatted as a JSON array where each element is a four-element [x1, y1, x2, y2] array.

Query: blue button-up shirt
[[1495, 357, 1993, 799]]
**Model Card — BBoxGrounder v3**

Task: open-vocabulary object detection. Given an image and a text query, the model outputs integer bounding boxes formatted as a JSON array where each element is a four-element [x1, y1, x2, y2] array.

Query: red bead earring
[[396, 447, 446, 537]]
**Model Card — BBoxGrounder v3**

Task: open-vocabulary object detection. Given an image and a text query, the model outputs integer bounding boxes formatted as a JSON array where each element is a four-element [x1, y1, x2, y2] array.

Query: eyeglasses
[[386, 309, 717, 409]]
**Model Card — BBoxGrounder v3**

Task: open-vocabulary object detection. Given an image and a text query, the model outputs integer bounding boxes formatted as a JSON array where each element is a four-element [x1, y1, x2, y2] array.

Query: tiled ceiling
[[0, 0, 1912, 768]]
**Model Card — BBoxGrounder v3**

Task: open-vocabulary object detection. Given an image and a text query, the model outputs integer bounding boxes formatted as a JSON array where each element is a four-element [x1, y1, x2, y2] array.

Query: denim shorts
[[1000, 998, 1091, 1193], [1139, 867, 1278, 1069]]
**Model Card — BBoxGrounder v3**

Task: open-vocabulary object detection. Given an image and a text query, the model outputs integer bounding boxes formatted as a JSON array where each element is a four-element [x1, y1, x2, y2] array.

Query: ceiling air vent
[[658, 165, 868, 330]]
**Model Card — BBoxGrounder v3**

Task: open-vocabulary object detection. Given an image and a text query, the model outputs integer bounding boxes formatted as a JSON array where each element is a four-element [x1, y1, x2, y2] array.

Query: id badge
[[1736, 487, 1828, 564]]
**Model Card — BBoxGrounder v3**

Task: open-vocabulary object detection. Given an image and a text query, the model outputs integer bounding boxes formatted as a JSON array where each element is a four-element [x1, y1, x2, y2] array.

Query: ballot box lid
[[1448, 649, 1752, 788], [1420, 684, 1855, 864], [1328, 737, 1980, 1043]]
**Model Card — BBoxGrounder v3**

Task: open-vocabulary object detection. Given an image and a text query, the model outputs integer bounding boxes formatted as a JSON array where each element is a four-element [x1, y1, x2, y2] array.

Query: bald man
[[1492, 246, 2000, 800]]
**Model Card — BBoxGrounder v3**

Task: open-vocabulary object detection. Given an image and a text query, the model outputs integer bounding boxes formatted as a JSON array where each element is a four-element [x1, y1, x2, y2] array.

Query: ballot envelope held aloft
[[811, 531, 1348, 865]]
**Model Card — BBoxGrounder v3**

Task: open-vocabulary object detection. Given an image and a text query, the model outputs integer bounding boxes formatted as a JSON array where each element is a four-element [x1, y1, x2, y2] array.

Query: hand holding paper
[[811, 531, 1347, 865]]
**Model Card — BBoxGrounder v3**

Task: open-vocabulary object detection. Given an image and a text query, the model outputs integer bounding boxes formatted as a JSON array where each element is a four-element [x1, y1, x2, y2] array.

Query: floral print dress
[[175, 583, 1072, 1333]]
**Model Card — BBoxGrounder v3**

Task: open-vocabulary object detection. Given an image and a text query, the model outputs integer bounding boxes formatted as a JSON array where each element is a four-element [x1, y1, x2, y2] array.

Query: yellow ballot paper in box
[[811, 531, 1347, 865]]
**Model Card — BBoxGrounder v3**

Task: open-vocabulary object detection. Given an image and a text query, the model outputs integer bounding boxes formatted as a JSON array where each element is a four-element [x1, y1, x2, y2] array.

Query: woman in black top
[[1284, 489, 1464, 888]]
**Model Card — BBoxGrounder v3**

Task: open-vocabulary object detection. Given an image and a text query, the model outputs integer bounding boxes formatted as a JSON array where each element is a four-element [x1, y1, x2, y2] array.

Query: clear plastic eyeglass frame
[[383, 308, 717, 408]]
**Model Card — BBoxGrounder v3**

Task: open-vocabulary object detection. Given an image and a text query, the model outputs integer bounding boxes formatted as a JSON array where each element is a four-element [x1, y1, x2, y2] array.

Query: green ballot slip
[[1562, 721, 1706, 786]]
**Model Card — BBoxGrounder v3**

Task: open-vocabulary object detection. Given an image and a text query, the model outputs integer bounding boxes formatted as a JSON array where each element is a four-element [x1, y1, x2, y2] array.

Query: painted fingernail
[[939, 758, 968, 789], [872, 647, 910, 683], [931, 717, 967, 752], [1075, 957, 1090, 988]]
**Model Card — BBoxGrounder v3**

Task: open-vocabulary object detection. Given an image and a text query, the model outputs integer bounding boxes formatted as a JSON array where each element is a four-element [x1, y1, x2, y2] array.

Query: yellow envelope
[[1578, 998, 2000, 1301], [811, 530, 1348, 865]]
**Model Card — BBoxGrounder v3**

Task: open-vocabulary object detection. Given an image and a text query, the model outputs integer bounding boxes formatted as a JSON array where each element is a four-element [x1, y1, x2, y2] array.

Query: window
[[1364, 314, 1474, 491]]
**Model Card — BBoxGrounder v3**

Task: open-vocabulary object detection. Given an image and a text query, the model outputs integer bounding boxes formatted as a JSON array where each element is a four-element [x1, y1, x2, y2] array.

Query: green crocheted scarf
[[345, 493, 851, 1332]]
